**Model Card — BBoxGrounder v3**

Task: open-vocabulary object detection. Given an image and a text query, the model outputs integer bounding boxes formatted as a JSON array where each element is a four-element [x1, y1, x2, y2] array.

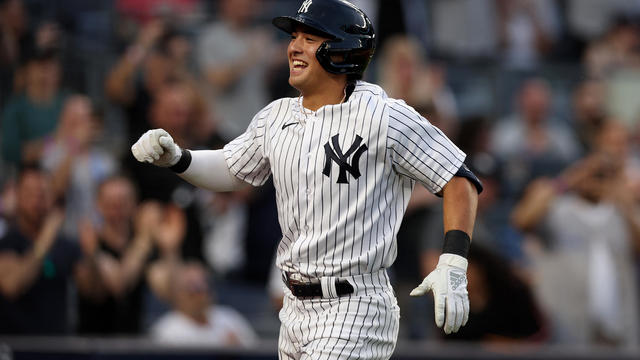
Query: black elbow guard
[[455, 164, 483, 194]]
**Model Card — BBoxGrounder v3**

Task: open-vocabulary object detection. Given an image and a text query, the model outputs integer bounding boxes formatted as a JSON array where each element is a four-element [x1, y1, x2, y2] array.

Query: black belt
[[282, 273, 354, 298]]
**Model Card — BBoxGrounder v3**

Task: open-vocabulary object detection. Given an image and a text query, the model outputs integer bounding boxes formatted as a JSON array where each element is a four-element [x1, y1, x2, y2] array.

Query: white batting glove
[[131, 129, 182, 167], [410, 253, 469, 334]]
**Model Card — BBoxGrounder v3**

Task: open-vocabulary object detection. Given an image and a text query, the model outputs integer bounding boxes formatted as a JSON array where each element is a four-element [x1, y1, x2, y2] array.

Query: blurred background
[[1, 0, 640, 359]]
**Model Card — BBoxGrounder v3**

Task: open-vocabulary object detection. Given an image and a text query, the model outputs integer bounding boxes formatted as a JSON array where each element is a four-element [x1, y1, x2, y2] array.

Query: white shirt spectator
[[197, 21, 270, 141], [151, 305, 258, 347]]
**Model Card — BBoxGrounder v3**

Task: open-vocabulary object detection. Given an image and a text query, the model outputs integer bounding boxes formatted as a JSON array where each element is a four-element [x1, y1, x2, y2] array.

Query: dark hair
[[157, 26, 188, 56], [96, 174, 138, 201], [20, 46, 60, 66], [16, 163, 49, 186]]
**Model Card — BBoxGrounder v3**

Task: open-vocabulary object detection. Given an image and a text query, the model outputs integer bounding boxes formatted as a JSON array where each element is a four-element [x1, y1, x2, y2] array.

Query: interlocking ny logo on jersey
[[298, 0, 312, 13], [323, 134, 368, 184]]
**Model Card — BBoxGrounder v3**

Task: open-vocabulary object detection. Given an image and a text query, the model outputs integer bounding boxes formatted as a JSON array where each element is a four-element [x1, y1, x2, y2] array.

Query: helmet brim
[[273, 16, 338, 40]]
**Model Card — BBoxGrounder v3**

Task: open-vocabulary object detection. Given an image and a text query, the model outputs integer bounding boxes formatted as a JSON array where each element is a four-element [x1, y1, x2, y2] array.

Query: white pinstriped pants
[[278, 270, 400, 360]]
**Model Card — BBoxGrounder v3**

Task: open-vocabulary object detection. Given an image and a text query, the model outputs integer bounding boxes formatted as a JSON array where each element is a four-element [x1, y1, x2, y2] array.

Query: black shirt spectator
[[445, 245, 547, 342], [0, 226, 80, 334], [76, 236, 147, 334]]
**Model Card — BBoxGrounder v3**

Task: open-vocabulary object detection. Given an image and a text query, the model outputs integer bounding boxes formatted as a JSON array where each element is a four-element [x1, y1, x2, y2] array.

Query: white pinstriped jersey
[[223, 81, 465, 278]]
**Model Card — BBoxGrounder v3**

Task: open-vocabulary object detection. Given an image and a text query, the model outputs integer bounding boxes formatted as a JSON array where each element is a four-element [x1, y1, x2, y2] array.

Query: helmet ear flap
[[316, 41, 351, 74], [316, 40, 373, 75]]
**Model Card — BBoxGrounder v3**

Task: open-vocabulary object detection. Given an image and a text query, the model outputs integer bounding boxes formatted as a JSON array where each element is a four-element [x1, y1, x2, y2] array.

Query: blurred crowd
[[1, 0, 640, 350]]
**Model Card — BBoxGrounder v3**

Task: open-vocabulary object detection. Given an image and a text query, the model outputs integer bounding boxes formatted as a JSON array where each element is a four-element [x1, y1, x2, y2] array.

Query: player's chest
[[267, 110, 384, 185]]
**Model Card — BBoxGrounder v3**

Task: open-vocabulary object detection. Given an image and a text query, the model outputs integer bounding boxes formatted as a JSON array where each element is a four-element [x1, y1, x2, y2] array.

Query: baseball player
[[132, 0, 481, 358]]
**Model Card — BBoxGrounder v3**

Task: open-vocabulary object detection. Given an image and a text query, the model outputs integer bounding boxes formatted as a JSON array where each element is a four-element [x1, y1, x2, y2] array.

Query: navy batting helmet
[[273, 0, 376, 77]]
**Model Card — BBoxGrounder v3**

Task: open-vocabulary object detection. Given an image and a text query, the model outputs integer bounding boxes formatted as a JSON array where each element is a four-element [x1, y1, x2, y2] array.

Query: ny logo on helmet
[[323, 134, 368, 184], [298, 0, 313, 13]]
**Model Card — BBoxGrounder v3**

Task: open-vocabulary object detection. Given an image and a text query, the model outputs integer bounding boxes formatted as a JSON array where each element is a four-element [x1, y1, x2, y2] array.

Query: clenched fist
[[410, 253, 469, 334], [131, 129, 182, 167]]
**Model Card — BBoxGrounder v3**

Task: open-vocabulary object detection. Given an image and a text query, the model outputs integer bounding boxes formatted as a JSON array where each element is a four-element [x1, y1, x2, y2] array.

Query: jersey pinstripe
[[223, 81, 465, 279]]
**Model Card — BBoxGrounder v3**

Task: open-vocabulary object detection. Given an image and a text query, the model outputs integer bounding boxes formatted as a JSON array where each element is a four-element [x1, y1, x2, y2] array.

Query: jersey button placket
[[299, 115, 314, 235]]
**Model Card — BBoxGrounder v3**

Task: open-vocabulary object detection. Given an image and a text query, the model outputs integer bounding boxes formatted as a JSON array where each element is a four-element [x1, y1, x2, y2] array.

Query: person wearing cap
[[131, 1, 481, 358]]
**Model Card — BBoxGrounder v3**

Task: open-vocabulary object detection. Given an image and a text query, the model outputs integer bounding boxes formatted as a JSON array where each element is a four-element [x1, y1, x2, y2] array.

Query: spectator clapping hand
[[33, 207, 64, 258], [134, 201, 162, 241], [153, 204, 186, 257], [78, 219, 99, 257]]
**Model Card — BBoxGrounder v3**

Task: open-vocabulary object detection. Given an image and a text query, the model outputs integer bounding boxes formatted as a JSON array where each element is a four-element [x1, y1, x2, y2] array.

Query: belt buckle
[[283, 272, 320, 298], [283, 272, 302, 291]]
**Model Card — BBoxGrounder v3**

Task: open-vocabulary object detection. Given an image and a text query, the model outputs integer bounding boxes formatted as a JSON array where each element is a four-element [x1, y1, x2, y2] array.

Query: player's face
[[287, 29, 331, 92]]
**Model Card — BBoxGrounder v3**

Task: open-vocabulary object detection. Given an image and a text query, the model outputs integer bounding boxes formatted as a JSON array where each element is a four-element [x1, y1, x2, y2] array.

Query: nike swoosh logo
[[282, 122, 299, 130]]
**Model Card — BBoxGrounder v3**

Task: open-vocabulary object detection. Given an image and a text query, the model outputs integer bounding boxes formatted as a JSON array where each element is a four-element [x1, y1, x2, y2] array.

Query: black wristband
[[442, 230, 471, 258], [169, 148, 192, 173]]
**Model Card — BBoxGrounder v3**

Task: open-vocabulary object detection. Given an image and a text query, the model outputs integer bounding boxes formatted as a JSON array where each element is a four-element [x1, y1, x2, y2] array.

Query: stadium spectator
[[115, 0, 201, 28], [428, 0, 498, 60], [584, 17, 640, 79], [150, 261, 258, 347], [566, 0, 640, 44], [570, 79, 607, 154], [0, 0, 29, 106], [145, 202, 186, 304], [41, 95, 118, 238], [442, 244, 547, 343], [124, 80, 209, 261], [495, 0, 560, 70], [1, 47, 68, 169], [491, 78, 580, 200], [512, 119, 640, 346], [0, 166, 103, 334], [76, 176, 158, 335], [378, 35, 458, 124], [105, 19, 198, 147], [196, 0, 274, 141]]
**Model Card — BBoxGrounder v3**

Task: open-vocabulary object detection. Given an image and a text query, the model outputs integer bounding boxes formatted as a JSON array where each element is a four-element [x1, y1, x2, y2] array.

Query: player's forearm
[[178, 150, 246, 192], [442, 176, 478, 237]]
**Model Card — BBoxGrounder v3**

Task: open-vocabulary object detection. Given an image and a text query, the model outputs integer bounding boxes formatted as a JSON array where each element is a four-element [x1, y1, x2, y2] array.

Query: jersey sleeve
[[386, 100, 466, 193], [222, 102, 273, 186]]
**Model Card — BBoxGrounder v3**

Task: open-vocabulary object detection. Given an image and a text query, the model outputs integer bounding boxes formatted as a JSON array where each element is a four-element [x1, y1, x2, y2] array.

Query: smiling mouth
[[291, 59, 308, 70]]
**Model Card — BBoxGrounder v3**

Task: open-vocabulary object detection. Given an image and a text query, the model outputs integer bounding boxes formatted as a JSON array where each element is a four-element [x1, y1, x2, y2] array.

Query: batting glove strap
[[437, 253, 468, 272]]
